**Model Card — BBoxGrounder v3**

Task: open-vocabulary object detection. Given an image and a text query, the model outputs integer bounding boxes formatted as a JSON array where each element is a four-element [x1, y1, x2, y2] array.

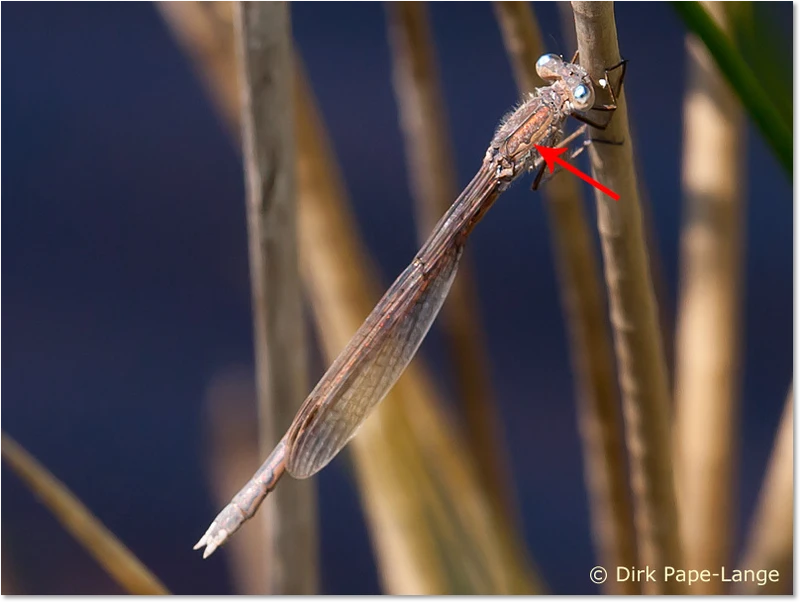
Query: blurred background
[[2, 1, 792, 595]]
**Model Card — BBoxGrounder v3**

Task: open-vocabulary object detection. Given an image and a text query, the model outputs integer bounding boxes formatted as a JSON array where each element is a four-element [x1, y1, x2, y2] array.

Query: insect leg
[[593, 58, 628, 111]]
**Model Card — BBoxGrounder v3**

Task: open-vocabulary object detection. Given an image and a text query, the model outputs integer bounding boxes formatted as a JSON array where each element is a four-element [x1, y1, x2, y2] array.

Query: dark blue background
[[2, 2, 792, 594]]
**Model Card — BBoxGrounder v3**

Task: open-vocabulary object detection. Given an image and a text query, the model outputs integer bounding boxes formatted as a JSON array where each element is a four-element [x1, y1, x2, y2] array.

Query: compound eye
[[535, 53, 562, 81], [572, 83, 595, 111]]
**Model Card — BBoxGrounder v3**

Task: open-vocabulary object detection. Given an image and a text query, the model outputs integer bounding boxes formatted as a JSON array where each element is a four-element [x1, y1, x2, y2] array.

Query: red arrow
[[534, 144, 619, 201]]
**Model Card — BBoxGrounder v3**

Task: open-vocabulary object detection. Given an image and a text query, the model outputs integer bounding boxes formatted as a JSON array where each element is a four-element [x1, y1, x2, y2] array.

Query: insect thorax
[[484, 86, 570, 182]]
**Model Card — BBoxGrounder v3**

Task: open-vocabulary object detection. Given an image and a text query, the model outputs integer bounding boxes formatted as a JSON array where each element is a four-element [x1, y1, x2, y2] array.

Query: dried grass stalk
[[232, 2, 317, 594], [1, 433, 169, 595], [570, 2, 683, 593], [493, 2, 548, 101], [157, 3, 265, 593], [156, 2, 239, 133], [673, 2, 745, 593], [494, 2, 637, 593], [734, 385, 793, 594], [557, 0, 677, 378], [385, 0, 516, 525]]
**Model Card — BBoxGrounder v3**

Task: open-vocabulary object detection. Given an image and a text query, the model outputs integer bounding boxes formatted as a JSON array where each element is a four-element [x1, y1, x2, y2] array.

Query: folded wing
[[286, 244, 463, 479]]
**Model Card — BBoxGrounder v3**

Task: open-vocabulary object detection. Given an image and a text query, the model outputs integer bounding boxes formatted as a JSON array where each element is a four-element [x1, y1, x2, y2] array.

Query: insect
[[195, 52, 626, 558]]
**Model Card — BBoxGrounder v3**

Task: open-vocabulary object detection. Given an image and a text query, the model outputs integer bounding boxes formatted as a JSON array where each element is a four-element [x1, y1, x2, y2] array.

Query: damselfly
[[195, 52, 625, 558]]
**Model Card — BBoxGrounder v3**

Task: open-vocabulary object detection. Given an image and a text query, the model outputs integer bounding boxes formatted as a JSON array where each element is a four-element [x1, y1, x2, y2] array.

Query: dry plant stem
[[556, 0, 676, 381], [673, 3, 745, 593], [294, 62, 539, 595], [546, 187, 640, 596], [157, 3, 272, 592], [233, 2, 316, 593], [1, 433, 169, 595], [385, 1, 516, 523], [156, 2, 239, 134], [571, 2, 683, 594], [494, 2, 638, 593], [493, 2, 548, 98], [735, 386, 793, 595]]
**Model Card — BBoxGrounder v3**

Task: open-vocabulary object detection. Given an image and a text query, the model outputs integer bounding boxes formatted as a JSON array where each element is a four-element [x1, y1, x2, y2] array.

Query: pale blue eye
[[536, 53, 558, 70], [574, 84, 590, 102], [536, 53, 563, 82]]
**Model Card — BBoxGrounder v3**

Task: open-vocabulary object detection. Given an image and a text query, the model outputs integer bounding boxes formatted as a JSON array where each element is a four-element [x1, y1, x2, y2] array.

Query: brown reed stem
[[555, 0, 677, 383], [494, 2, 638, 593], [673, 2, 745, 593], [232, 2, 316, 593], [156, 2, 239, 134], [385, 0, 516, 524], [570, 2, 683, 593], [1, 433, 169, 595]]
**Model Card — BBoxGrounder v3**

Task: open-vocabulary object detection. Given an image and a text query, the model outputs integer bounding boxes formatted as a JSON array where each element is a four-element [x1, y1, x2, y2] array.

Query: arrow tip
[[534, 144, 568, 173]]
